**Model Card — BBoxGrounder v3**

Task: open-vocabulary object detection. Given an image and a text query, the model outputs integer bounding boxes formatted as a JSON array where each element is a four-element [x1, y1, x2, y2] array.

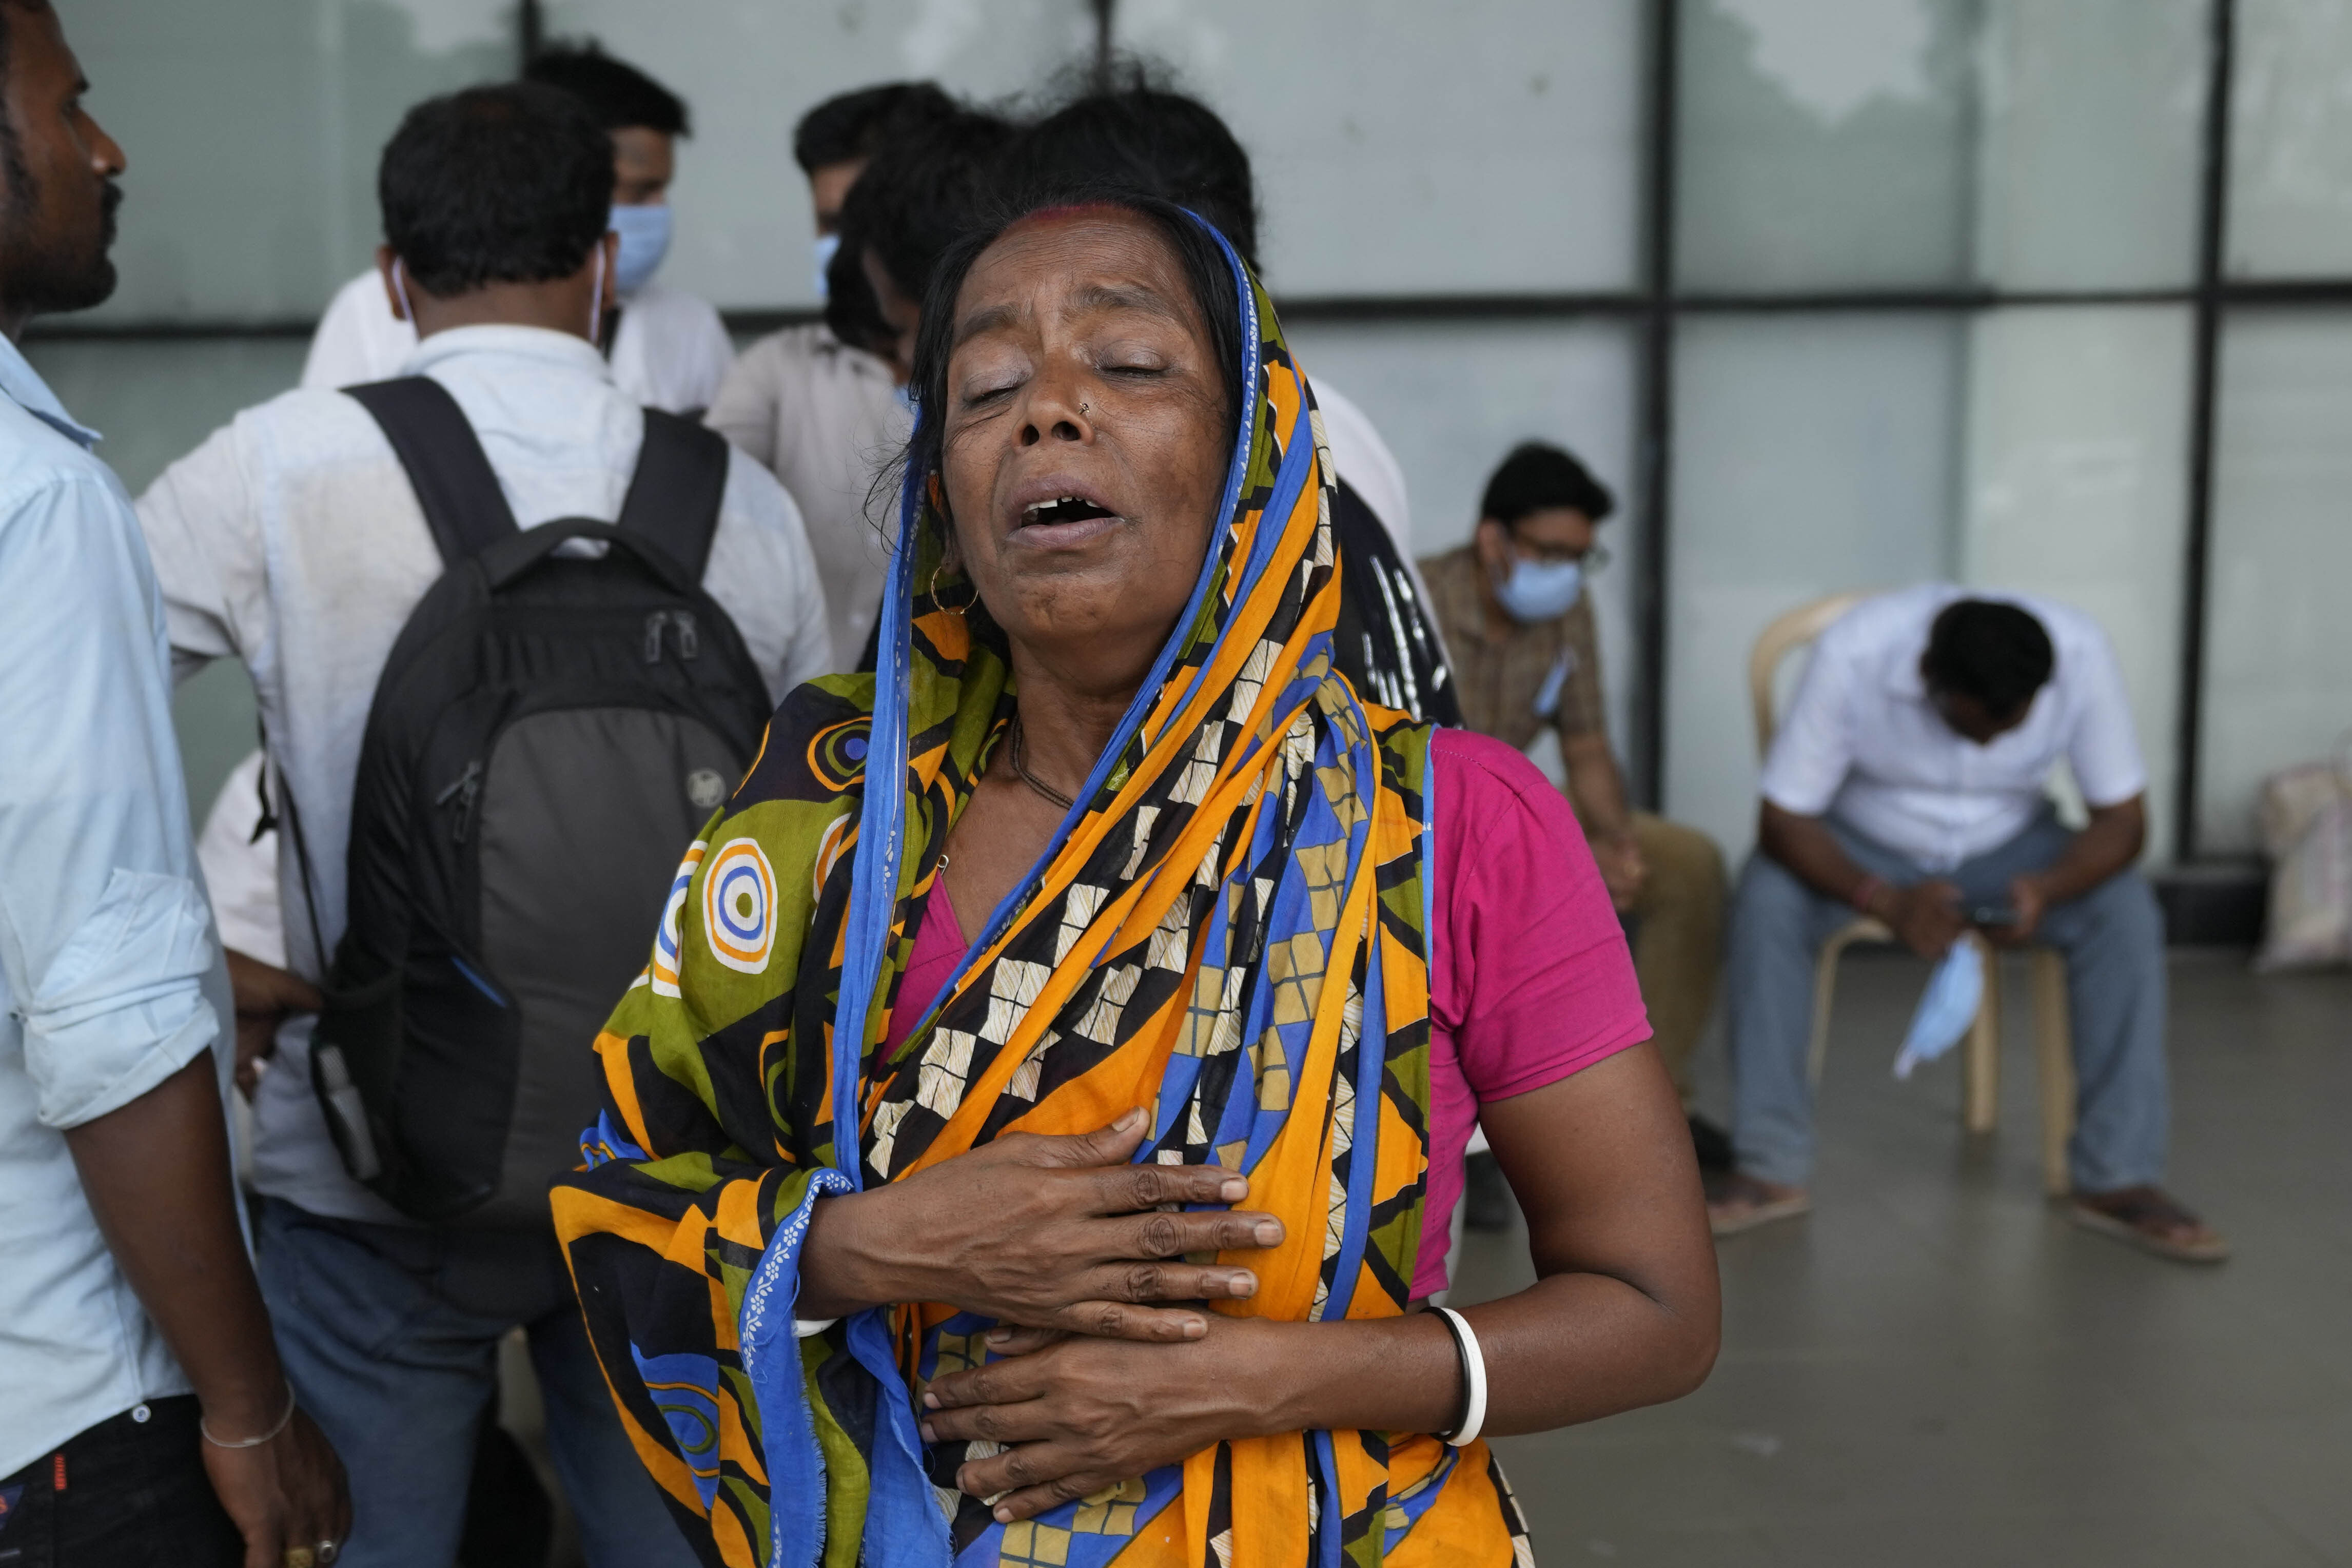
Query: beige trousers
[[1617, 812, 1727, 1102]]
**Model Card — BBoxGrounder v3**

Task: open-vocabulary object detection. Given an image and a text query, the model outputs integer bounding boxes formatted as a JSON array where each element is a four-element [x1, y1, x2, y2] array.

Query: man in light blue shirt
[[0, 4, 346, 1564]]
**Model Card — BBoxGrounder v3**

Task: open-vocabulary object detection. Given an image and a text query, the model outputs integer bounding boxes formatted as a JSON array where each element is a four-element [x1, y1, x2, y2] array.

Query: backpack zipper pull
[[643, 611, 669, 664], [436, 758, 484, 844], [672, 610, 699, 659]]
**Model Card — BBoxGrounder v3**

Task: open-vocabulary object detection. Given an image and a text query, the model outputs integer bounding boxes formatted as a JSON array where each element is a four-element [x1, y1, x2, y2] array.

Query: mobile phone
[[1969, 904, 2020, 927]]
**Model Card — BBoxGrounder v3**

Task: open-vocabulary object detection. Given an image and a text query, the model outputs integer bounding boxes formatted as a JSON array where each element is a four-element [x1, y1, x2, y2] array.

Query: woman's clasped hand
[[798, 1106, 1284, 1340], [922, 1318, 1273, 1522]]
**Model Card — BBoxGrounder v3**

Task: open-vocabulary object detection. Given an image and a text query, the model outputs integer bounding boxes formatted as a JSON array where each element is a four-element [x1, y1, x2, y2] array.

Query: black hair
[[1002, 68, 1260, 269], [524, 41, 689, 136], [1479, 441, 1616, 528], [0, 0, 53, 202], [793, 81, 958, 173], [1922, 599, 2056, 720], [821, 232, 892, 359], [900, 184, 1247, 521], [841, 108, 1014, 305], [379, 83, 613, 299]]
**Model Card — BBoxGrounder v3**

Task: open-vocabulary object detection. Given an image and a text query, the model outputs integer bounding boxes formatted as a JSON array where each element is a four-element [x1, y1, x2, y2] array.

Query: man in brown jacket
[[1423, 442, 1729, 1177]]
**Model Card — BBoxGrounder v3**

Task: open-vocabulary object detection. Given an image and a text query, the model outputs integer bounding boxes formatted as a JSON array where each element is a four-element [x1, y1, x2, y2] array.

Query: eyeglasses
[[1510, 537, 1611, 572]]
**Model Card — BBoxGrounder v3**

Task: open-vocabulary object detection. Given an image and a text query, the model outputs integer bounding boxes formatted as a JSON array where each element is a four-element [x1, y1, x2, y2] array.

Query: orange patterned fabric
[[554, 222, 1530, 1566]]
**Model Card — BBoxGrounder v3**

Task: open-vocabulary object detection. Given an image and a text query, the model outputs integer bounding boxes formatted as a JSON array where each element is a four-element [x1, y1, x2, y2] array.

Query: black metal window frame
[[41, 0, 2340, 863], [1266, 0, 2271, 868], [1264, 0, 2352, 866]]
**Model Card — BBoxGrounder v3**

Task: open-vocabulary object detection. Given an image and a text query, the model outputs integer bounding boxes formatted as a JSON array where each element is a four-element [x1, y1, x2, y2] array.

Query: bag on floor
[[290, 377, 774, 1225], [2255, 737, 2352, 972]]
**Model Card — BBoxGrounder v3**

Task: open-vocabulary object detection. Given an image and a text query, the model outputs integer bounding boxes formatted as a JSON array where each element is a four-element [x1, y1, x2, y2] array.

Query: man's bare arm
[[65, 1054, 348, 1563]]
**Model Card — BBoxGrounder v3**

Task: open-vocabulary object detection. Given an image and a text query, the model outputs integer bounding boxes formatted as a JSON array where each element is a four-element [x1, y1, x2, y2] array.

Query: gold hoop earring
[[926, 557, 975, 615]]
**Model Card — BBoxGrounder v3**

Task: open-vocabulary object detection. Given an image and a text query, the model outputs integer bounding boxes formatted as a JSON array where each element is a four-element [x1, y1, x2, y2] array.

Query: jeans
[[1726, 811, 2170, 1193], [255, 1198, 697, 1568], [0, 1397, 243, 1568]]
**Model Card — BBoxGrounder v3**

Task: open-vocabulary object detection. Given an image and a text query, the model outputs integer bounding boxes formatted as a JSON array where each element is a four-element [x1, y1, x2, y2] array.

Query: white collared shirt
[[707, 324, 912, 669], [1758, 584, 2148, 871], [139, 324, 831, 1222], [300, 268, 736, 416], [0, 335, 237, 1475]]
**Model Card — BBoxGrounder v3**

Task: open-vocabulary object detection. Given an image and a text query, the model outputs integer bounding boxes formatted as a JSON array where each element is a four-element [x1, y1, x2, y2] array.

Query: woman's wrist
[[1240, 1314, 1462, 1438], [796, 1187, 904, 1319]]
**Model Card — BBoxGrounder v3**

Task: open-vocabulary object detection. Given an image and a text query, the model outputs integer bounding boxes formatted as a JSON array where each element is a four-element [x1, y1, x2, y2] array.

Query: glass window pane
[[1679, 0, 2208, 293], [1283, 318, 1642, 743], [1667, 313, 1963, 862], [1972, 0, 2207, 291], [1118, 0, 1642, 295], [1677, 0, 1978, 291], [2227, 0, 2352, 276], [1960, 306, 2193, 861], [2198, 310, 2352, 854], [71, 1, 509, 323], [547, 0, 1096, 309]]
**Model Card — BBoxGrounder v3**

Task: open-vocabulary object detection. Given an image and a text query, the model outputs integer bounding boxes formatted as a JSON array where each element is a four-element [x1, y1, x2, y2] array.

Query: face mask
[[1491, 556, 1584, 623], [390, 257, 418, 330], [1892, 939, 1983, 1080], [608, 202, 671, 297], [812, 232, 841, 300]]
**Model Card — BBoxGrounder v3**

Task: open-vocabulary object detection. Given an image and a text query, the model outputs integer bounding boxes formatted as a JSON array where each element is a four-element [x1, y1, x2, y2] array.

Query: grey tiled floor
[[1455, 950, 2352, 1567]]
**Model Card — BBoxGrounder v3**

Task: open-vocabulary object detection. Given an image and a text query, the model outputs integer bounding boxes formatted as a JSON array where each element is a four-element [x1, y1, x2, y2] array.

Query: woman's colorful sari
[[551, 224, 1533, 1567]]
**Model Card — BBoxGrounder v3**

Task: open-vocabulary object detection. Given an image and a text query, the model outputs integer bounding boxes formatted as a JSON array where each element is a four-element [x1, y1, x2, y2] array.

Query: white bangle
[[792, 1316, 839, 1340], [1434, 1307, 1488, 1447], [199, 1385, 296, 1449]]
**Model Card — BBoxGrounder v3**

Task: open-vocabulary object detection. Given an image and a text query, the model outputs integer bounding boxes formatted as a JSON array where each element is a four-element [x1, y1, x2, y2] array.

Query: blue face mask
[[609, 202, 672, 297], [1492, 557, 1584, 623], [1893, 939, 1983, 1080], [812, 232, 841, 300]]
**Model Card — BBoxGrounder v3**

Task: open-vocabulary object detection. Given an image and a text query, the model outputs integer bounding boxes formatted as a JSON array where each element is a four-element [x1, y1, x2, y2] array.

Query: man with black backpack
[[138, 84, 829, 1568]]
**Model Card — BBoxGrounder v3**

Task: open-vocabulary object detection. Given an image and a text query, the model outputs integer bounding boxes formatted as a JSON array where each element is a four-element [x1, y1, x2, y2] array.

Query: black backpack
[[291, 377, 774, 1227]]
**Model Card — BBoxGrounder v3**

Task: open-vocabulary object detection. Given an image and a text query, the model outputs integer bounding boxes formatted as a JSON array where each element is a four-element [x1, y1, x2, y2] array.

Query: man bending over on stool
[[1707, 588, 2226, 1263]]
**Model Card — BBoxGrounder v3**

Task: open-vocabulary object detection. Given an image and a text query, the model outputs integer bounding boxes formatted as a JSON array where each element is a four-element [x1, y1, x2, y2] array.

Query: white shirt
[[1759, 583, 2148, 871], [197, 751, 282, 967], [140, 324, 832, 1222], [301, 269, 735, 416], [0, 335, 237, 1475], [1311, 380, 1445, 641], [1314, 383, 1409, 547], [706, 324, 911, 669]]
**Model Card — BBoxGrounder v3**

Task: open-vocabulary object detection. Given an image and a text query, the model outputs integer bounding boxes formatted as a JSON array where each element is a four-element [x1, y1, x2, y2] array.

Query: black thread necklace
[[1009, 715, 1077, 811]]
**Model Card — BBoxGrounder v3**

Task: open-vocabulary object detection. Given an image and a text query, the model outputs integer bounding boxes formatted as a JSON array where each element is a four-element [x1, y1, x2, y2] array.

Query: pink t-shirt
[[883, 728, 1650, 1298]]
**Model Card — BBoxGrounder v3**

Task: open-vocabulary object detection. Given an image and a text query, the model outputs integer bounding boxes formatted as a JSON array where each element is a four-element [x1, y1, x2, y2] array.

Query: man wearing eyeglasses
[[1421, 442, 1730, 1189]]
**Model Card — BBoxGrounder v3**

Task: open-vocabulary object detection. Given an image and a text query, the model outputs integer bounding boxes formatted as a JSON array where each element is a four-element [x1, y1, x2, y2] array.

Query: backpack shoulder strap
[[616, 407, 730, 581], [344, 377, 519, 566]]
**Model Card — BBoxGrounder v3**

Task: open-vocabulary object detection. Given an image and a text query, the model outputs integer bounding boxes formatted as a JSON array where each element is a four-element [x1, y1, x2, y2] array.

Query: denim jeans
[[1726, 810, 2170, 1193], [0, 1397, 243, 1568], [255, 1198, 697, 1568]]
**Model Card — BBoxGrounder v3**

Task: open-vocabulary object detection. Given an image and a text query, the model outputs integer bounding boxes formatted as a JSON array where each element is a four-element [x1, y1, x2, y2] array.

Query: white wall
[[2200, 313, 2352, 854], [72, 0, 509, 324], [1960, 306, 2194, 859], [1284, 319, 1644, 751], [1665, 313, 1964, 864], [546, 0, 1096, 311]]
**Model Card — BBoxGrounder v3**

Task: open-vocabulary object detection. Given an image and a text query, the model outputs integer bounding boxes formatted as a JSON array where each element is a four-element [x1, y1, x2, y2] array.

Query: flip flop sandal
[[1707, 1178, 1812, 1238], [2068, 1188, 2231, 1264]]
